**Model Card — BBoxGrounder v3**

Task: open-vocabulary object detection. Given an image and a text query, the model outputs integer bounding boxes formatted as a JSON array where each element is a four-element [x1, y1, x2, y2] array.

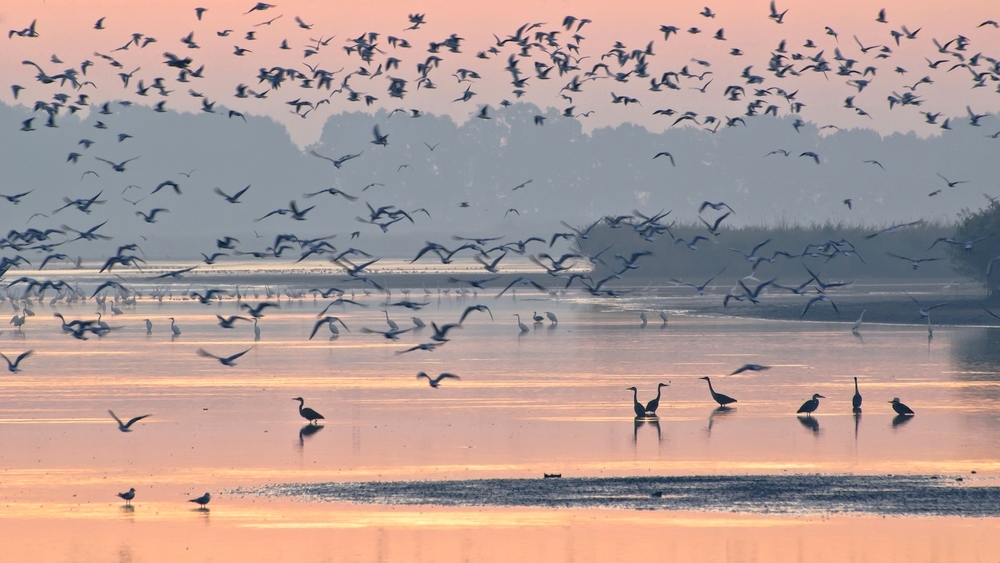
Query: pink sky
[[2, 0, 998, 145]]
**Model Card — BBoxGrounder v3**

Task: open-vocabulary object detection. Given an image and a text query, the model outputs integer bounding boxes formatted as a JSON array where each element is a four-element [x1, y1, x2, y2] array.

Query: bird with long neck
[[644, 383, 669, 414], [852, 377, 863, 413], [293, 397, 324, 424], [626, 387, 646, 417], [699, 377, 737, 406]]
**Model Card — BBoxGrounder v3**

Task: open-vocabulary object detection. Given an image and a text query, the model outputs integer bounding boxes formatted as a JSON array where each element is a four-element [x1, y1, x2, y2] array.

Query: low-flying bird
[[1, 350, 34, 373], [197, 347, 253, 366], [730, 364, 770, 375], [417, 372, 460, 388], [653, 151, 675, 166], [108, 410, 150, 432]]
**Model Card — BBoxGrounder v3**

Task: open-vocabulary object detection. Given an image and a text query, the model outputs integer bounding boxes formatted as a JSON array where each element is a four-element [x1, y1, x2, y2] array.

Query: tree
[[949, 196, 1000, 300]]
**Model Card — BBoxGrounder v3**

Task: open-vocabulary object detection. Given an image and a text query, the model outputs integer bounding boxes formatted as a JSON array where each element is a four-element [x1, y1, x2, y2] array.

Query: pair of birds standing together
[[117, 489, 210, 508]]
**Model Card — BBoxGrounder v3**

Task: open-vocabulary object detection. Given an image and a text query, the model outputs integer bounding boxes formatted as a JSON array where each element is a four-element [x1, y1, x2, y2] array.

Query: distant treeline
[[576, 219, 960, 284]]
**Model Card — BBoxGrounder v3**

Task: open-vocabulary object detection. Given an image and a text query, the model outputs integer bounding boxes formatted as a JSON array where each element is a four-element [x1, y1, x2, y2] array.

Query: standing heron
[[626, 387, 649, 417], [852, 310, 865, 333], [659, 311, 669, 325], [699, 376, 737, 406], [253, 318, 261, 341], [644, 382, 669, 414], [411, 316, 426, 328], [144, 318, 152, 334], [889, 397, 914, 416], [384, 310, 399, 330], [852, 377, 863, 413], [169, 317, 181, 336], [292, 397, 324, 423], [513, 314, 529, 333], [639, 312, 647, 327], [545, 311, 558, 324], [118, 488, 136, 506], [797, 394, 825, 415]]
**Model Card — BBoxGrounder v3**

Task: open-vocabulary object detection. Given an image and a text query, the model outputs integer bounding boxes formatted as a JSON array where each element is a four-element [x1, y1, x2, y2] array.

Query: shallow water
[[1, 291, 999, 560]]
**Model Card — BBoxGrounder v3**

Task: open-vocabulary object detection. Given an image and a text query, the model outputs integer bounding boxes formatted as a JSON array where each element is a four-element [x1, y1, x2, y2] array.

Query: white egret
[[384, 310, 399, 330], [253, 318, 260, 341], [852, 310, 866, 332], [513, 314, 529, 332], [545, 311, 558, 324], [412, 316, 426, 328], [169, 317, 181, 336]]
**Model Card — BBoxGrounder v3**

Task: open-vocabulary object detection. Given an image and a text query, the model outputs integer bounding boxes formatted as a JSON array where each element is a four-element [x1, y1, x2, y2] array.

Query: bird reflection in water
[[854, 413, 862, 441], [633, 416, 661, 443], [798, 415, 820, 435], [706, 406, 735, 436], [299, 422, 324, 446], [892, 414, 915, 428]]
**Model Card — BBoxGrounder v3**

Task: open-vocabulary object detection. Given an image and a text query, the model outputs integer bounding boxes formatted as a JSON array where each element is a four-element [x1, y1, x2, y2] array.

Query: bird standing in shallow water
[[797, 394, 825, 415], [889, 397, 914, 416], [644, 383, 669, 414], [293, 397, 324, 423], [118, 488, 135, 506], [699, 376, 737, 406], [852, 377, 863, 413], [189, 492, 210, 507]]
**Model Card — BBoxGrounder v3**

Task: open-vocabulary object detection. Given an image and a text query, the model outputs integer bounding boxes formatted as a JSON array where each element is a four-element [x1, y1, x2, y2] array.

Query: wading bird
[[852, 377, 863, 413], [699, 376, 737, 406], [644, 383, 669, 414], [293, 397, 324, 423], [797, 394, 825, 415]]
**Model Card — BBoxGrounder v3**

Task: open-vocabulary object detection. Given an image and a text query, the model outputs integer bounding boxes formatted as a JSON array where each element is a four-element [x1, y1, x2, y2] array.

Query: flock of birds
[[1, 3, 998, 511]]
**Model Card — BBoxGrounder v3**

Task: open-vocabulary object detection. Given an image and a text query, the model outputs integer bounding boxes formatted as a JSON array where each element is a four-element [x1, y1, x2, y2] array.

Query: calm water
[[2, 291, 999, 561]]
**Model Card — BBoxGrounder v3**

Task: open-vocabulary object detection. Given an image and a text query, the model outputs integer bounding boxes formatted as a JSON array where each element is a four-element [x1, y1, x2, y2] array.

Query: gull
[[863, 220, 924, 239], [108, 410, 150, 432], [293, 397, 324, 423], [0, 190, 32, 204], [214, 185, 250, 203], [496, 277, 546, 298], [395, 343, 441, 354], [95, 156, 140, 172], [309, 316, 350, 339], [653, 152, 675, 166], [459, 305, 494, 323], [310, 150, 362, 169], [936, 173, 968, 188], [889, 398, 914, 416], [801, 294, 839, 318], [360, 327, 412, 340], [699, 212, 730, 236], [730, 364, 770, 375], [429, 322, 462, 342], [886, 253, 942, 270], [197, 347, 253, 366], [671, 268, 725, 295], [304, 187, 358, 201], [188, 493, 210, 507], [417, 372, 460, 388], [216, 315, 250, 328], [241, 302, 278, 318], [909, 295, 948, 318], [136, 208, 169, 223], [1, 350, 34, 373], [118, 488, 135, 506]]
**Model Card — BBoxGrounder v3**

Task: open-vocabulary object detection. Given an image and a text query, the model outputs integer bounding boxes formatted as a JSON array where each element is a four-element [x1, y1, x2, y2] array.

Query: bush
[[949, 197, 1000, 299]]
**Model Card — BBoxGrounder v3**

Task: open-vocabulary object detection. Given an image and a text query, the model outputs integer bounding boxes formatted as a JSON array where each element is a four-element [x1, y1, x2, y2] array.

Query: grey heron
[[797, 394, 825, 415], [169, 317, 181, 336], [644, 383, 669, 414], [626, 387, 649, 418], [699, 376, 737, 406], [852, 377, 863, 413], [293, 397, 324, 423]]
